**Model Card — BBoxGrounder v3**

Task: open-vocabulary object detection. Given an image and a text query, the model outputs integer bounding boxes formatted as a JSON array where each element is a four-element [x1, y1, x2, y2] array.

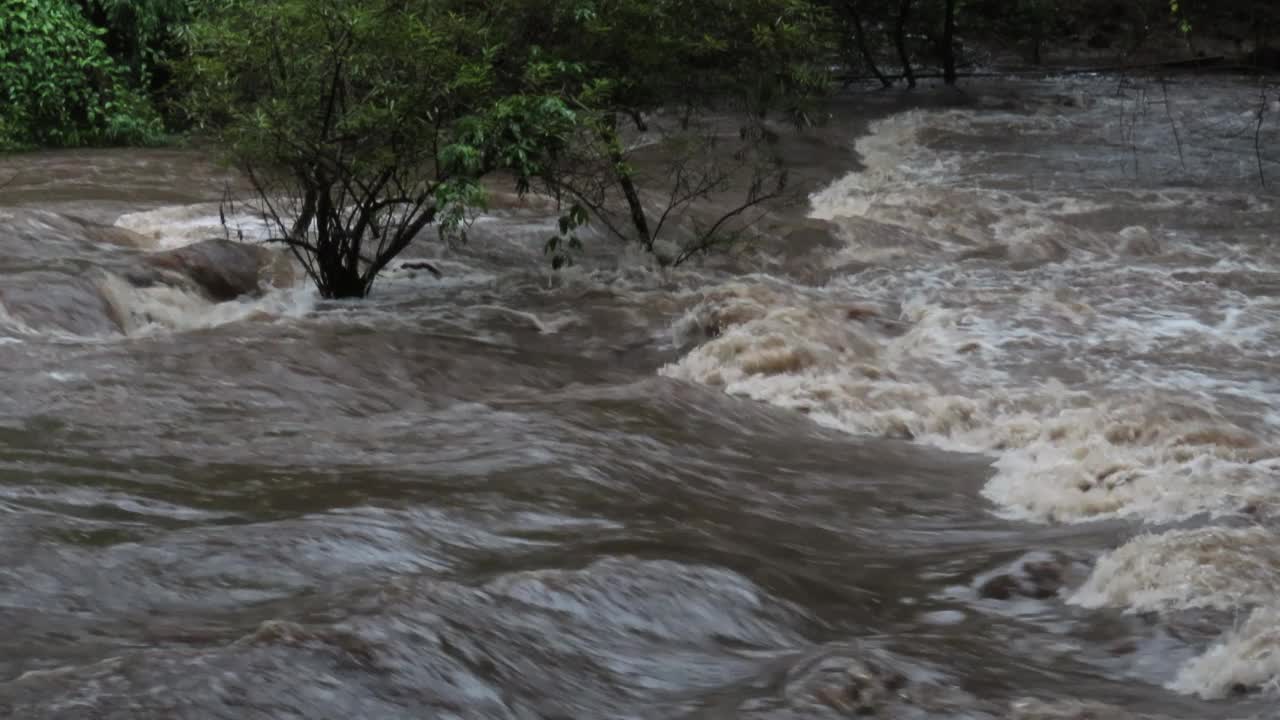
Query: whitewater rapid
[[662, 77, 1280, 700]]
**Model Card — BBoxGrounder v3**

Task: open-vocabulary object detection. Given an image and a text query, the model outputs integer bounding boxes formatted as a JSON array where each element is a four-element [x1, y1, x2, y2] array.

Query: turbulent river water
[[0, 77, 1277, 719]]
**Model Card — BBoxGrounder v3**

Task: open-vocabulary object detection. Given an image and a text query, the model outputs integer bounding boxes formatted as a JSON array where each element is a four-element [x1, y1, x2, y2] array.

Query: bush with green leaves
[[0, 0, 163, 149]]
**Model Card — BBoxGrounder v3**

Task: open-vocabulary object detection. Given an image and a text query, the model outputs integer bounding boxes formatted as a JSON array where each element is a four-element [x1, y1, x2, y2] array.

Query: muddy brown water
[[0, 78, 1278, 719]]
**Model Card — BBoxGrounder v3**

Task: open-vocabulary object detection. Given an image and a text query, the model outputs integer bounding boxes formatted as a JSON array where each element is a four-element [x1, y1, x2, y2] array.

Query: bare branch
[[1161, 77, 1186, 172], [1256, 82, 1269, 188], [672, 175, 787, 267]]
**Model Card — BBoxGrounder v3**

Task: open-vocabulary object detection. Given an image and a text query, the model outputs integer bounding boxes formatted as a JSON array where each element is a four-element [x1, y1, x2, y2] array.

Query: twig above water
[[1161, 77, 1187, 172], [1255, 82, 1269, 188]]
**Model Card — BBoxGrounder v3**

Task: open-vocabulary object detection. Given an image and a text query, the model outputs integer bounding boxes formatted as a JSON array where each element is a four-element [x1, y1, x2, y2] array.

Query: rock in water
[[141, 239, 273, 302]]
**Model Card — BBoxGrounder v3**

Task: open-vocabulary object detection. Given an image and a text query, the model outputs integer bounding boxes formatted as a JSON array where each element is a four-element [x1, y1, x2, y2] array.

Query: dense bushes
[[0, 0, 180, 149], [2, 0, 1275, 152]]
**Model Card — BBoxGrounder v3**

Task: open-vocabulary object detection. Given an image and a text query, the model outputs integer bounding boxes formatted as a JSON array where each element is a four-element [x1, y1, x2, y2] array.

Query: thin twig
[[1161, 77, 1186, 172], [1255, 82, 1268, 188]]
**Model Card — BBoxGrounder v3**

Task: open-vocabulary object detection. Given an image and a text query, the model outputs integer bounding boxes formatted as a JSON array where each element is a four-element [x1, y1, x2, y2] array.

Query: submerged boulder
[[137, 239, 274, 302]]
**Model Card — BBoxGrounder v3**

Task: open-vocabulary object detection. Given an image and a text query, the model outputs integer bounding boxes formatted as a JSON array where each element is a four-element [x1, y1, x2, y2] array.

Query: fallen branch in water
[[400, 261, 443, 278]]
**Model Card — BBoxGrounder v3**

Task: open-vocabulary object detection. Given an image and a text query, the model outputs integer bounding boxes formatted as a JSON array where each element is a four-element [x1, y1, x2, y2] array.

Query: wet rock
[[977, 553, 1072, 601], [1022, 560, 1064, 598], [140, 239, 273, 301], [817, 660, 911, 716], [977, 574, 1020, 601]]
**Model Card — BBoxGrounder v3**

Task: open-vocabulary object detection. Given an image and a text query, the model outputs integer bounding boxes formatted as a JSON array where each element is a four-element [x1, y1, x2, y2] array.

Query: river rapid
[[0, 77, 1277, 719]]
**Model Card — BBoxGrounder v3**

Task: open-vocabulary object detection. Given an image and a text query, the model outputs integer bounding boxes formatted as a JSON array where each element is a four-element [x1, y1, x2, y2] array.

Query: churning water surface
[[0, 77, 1278, 719]]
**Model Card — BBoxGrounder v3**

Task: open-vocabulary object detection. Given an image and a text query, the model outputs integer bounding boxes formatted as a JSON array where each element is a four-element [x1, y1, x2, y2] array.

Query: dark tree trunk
[[602, 115, 652, 249], [895, 0, 916, 89], [941, 0, 958, 85], [615, 156, 652, 249], [326, 264, 367, 298], [846, 1, 892, 88], [311, 185, 369, 298]]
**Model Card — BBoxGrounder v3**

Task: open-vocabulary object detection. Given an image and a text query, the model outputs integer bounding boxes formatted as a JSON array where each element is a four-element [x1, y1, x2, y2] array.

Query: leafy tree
[[182, 0, 578, 298]]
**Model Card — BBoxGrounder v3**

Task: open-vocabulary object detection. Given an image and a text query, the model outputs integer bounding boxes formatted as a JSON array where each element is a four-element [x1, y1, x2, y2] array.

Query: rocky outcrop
[[132, 239, 274, 302]]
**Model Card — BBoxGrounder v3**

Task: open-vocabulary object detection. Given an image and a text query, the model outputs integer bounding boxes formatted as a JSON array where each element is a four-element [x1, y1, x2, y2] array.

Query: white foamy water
[[1172, 605, 1280, 699], [102, 204, 320, 334], [115, 202, 275, 250], [97, 272, 317, 336], [663, 79, 1280, 698], [1071, 527, 1280, 613]]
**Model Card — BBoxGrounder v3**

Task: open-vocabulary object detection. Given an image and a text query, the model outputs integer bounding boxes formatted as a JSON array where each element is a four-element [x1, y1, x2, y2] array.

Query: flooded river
[[0, 77, 1277, 719]]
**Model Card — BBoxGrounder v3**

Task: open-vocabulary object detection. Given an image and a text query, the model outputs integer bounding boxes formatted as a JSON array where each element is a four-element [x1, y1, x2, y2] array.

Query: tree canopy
[[3, 0, 1277, 151]]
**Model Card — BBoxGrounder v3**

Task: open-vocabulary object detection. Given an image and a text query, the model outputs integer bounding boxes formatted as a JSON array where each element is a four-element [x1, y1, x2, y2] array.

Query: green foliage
[[0, 0, 163, 148], [1169, 1, 1192, 34], [507, 0, 832, 123], [544, 203, 590, 269], [82, 0, 204, 79]]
